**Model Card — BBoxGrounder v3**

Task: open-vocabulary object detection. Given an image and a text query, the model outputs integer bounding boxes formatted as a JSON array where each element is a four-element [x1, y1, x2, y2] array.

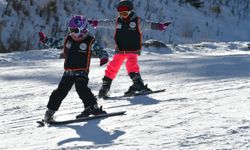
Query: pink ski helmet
[[68, 15, 88, 35]]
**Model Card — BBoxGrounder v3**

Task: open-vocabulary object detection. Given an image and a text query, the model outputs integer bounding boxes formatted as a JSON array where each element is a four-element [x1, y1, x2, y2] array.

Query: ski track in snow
[[1, 44, 250, 149]]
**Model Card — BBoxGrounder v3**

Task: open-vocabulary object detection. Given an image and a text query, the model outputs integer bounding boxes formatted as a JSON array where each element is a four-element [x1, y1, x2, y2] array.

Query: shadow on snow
[[56, 119, 125, 147]]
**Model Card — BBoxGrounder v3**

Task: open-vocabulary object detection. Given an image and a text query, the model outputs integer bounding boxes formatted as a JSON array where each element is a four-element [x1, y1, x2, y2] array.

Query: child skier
[[88, 0, 171, 98], [43, 15, 109, 122]]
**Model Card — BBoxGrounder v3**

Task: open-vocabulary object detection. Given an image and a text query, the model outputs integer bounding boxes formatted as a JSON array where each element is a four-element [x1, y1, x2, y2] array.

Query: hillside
[[0, 0, 250, 52], [1, 42, 250, 149], [1, 1, 250, 149]]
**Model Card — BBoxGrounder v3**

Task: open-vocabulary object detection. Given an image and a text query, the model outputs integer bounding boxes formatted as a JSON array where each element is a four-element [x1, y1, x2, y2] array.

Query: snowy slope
[[0, 0, 250, 52], [1, 42, 250, 149]]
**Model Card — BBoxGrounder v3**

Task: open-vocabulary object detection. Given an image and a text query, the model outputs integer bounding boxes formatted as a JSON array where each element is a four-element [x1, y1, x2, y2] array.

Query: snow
[[1, 0, 250, 51], [1, 0, 250, 149], [1, 42, 250, 149]]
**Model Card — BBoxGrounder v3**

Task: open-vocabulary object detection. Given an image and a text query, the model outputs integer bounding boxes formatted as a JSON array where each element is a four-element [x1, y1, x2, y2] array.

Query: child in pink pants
[[88, 0, 171, 98]]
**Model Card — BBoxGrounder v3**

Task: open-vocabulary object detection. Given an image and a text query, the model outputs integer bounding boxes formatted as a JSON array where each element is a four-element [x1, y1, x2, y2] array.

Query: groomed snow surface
[[1, 42, 250, 150]]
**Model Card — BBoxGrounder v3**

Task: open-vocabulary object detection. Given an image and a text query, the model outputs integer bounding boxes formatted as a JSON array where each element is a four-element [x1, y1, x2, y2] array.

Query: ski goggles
[[68, 27, 86, 34], [118, 11, 130, 17]]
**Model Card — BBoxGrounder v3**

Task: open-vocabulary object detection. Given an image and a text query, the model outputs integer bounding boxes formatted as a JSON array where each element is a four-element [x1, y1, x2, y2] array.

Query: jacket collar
[[119, 12, 137, 22]]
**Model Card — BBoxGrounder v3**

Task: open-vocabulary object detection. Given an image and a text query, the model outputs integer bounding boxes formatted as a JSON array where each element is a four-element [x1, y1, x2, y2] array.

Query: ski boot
[[124, 72, 152, 96], [98, 76, 112, 99], [44, 109, 55, 123], [76, 104, 107, 119]]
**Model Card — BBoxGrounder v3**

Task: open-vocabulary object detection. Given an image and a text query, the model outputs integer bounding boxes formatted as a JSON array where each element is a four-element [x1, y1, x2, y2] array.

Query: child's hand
[[158, 22, 171, 31], [100, 56, 109, 66], [38, 32, 47, 43]]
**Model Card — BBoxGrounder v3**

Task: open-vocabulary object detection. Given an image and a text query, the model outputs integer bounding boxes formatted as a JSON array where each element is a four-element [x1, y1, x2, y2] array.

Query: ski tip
[[36, 120, 45, 127], [115, 111, 126, 115]]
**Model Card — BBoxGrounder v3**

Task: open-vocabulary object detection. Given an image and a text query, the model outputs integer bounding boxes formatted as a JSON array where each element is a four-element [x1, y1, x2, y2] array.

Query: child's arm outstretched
[[91, 40, 109, 66], [140, 20, 172, 31], [88, 19, 171, 31], [88, 19, 116, 29]]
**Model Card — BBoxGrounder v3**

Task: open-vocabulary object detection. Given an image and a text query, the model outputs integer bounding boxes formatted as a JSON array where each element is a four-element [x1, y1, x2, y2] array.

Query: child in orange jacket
[[43, 15, 109, 122]]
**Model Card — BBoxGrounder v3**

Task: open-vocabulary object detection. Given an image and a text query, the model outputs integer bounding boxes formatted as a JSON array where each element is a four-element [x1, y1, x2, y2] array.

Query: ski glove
[[88, 20, 98, 28], [38, 32, 54, 48], [100, 56, 109, 66], [158, 22, 172, 31], [38, 32, 47, 43]]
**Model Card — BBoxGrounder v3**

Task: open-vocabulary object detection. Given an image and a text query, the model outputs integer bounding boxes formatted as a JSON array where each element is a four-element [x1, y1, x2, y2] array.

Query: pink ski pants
[[105, 53, 140, 80]]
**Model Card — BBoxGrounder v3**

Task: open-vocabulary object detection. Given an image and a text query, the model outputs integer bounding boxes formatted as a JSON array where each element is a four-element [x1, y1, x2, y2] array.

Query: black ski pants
[[47, 74, 97, 111]]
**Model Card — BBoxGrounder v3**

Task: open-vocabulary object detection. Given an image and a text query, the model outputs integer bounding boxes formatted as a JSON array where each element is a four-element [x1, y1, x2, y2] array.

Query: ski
[[125, 89, 166, 97], [36, 111, 126, 127], [105, 89, 166, 99]]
